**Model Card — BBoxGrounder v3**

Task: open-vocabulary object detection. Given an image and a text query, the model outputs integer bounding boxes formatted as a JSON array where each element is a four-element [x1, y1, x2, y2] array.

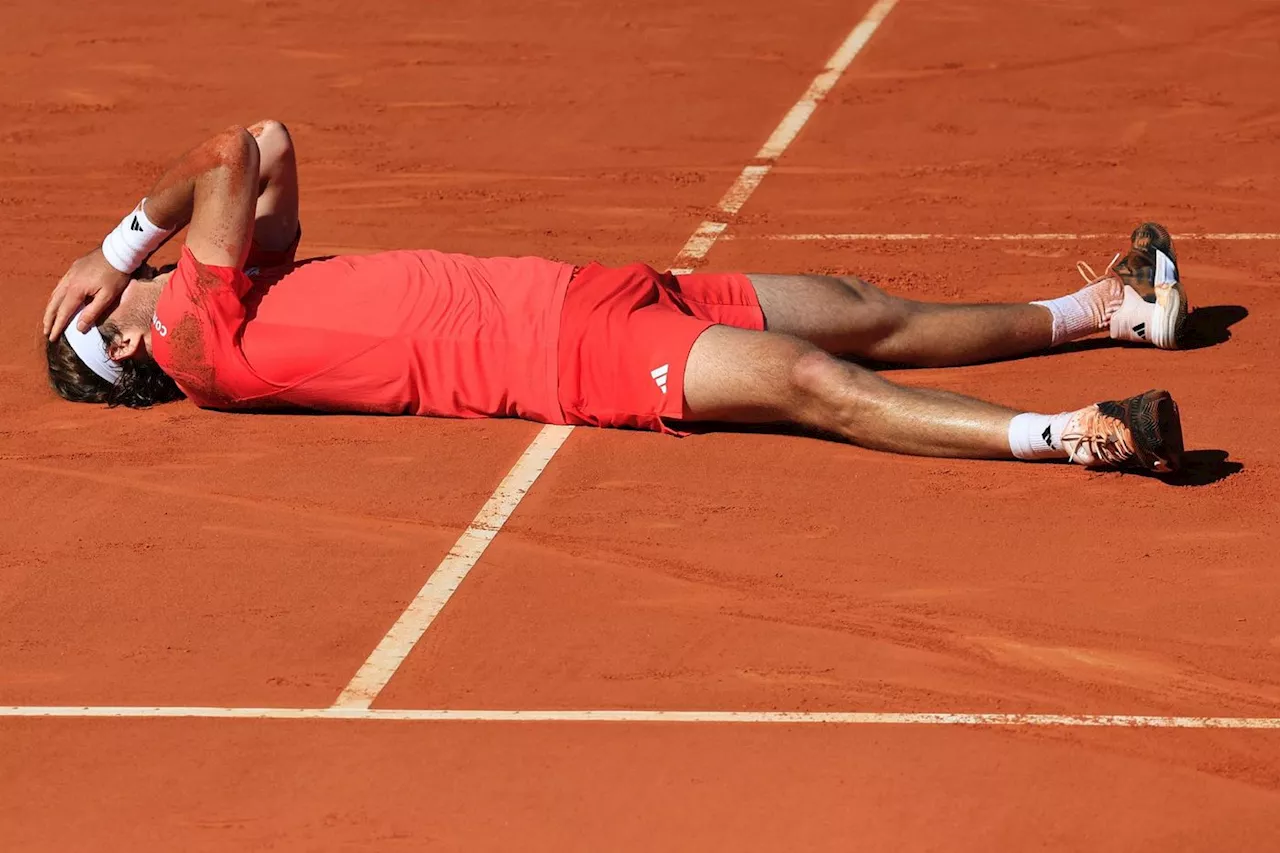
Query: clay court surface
[[3, 0, 1280, 849]]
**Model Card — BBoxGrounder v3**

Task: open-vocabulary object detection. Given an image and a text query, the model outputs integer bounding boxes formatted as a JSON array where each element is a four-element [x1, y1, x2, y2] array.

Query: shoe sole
[[1119, 389, 1184, 474], [1133, 222, 1186, 349], [1151, 279, 1187, 349]]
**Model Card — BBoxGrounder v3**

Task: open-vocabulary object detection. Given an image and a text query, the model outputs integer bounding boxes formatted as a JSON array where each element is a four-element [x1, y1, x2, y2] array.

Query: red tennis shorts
[[556, 262, 765, 434]]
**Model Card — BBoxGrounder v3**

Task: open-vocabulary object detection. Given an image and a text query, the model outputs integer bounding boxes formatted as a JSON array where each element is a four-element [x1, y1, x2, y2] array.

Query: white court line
[[670, 0, 899, 274], [332, 0, 902, 709], [2, 706, 1279, 728], [332, 425, 573, 709], [723, 232, 1280, 242]]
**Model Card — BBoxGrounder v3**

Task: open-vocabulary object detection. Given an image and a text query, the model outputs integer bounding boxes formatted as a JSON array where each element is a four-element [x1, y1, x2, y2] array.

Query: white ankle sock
[[1007, 411, 1073, 460], [1032, 277, 1124, 346]]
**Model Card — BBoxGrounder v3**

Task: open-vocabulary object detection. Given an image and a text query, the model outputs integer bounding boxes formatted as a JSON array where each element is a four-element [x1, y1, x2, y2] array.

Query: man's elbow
[[190, 126, 259, 194], [208, 125, 259, 169], [248, 119, 294, 157]]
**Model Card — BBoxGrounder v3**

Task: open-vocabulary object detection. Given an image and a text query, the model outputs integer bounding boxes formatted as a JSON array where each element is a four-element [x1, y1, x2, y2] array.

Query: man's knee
[[785, 347, 881, 422], [831, 276, 913, 341], [833, 275, 890, 304]]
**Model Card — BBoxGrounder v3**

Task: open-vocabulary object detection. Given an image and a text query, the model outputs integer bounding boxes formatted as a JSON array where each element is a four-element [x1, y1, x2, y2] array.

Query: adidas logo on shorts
[[651, 363, 669, 394]]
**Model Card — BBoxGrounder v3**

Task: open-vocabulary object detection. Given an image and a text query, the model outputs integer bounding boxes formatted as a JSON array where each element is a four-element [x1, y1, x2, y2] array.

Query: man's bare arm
[[180, 126, 259, 269], [248, 120, 300, 252], [44, 121, 294, 340]]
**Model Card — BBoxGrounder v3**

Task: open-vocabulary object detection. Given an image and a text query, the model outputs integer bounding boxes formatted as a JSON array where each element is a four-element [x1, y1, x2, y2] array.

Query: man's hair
[[46, 333, 185, 408], [44, 263, 185, 408]]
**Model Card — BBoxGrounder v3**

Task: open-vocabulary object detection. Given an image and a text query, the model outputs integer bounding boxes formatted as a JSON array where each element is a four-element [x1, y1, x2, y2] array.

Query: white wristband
[[100, 199, 173, 274]]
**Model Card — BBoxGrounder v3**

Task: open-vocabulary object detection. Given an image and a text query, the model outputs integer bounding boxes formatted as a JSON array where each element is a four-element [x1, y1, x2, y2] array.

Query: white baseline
[[2, 706, 1279, 729], [723, 232, 1280, 242]]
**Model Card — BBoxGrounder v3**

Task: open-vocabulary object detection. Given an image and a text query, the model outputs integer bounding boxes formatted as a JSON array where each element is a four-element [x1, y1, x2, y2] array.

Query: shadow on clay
[[1178, 304, 1248, 350], [1131, 449, 1243, 488]]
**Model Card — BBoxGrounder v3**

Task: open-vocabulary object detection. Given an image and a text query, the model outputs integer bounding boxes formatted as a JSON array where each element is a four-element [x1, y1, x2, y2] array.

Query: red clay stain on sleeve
[[160, 255, 240, 404], [164, 313, 218, 402]]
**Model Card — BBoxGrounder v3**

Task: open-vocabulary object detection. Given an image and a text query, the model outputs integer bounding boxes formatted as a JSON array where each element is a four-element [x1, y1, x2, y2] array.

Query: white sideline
[[670, 0, 899, 275], [332, 425, 573, 709], [3, 706, 1279, 728], [723, 232, 1280, 242], [331, 0, 902, 709]]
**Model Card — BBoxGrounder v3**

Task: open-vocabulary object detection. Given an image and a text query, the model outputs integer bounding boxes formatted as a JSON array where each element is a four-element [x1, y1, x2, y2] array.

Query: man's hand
[[43, 248, 132, 341]]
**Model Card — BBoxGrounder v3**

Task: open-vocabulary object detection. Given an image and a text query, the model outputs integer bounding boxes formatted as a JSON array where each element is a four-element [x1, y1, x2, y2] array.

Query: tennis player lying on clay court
[[44, 121, 1189, 473]]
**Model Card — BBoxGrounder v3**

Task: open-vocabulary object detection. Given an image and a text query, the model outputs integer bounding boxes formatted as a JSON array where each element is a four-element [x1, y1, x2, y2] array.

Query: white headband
[[64, 310, 123, 385]]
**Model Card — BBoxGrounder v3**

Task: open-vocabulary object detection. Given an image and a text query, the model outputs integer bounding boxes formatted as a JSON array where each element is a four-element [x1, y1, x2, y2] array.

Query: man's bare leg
[[749, 273, 1118, 367], [681, 325, 1184, 471], [747, 223, 1188, 366]]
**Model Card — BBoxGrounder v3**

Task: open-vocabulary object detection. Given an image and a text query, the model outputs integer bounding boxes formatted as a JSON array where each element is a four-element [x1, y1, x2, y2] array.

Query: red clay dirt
[[3, 0, 1280, 849], [4, 721, 1280, 851]]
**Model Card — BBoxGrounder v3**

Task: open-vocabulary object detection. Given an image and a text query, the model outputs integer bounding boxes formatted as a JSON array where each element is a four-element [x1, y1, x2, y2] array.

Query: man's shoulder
[[152, 247, 254, 353], [167, 244, 258, 298]]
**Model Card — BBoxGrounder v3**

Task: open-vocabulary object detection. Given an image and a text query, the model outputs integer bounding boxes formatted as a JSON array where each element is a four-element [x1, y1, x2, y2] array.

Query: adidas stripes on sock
[[1031, 277, 1124, 346], [1007, 411, 1073, 460]]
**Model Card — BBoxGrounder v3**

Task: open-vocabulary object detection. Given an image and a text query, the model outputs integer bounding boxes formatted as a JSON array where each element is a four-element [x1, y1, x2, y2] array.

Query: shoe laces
[[1063, 408, 1135, 467], [1076, 252, 1121, 285]]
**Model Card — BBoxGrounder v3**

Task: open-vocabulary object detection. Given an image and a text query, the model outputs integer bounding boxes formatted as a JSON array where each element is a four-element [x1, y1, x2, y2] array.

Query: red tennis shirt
[[149, 243, 575, 422]]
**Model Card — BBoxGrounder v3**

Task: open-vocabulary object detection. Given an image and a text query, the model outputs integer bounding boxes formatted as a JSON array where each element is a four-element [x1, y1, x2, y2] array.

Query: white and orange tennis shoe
[[1076, 222, 1188, 349], [1061, 389, 1184, 473]]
